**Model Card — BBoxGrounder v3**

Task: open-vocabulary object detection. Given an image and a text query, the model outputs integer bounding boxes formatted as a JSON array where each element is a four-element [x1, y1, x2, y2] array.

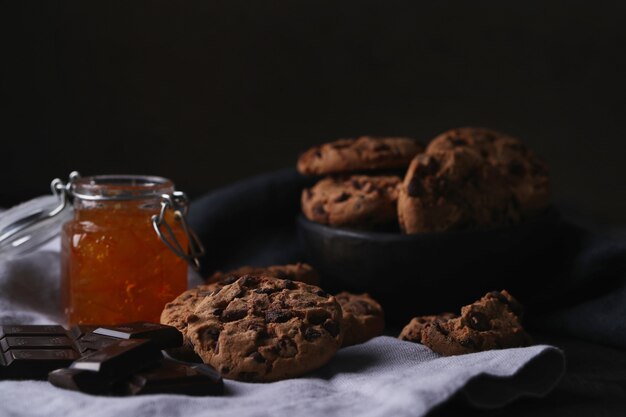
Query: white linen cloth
[[0, 239, 565, 417]]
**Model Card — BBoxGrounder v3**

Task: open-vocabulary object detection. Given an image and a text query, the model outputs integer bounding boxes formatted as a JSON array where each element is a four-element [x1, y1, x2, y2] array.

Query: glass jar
[[0, 172, 204, 326], [57, 174, 201, 325]]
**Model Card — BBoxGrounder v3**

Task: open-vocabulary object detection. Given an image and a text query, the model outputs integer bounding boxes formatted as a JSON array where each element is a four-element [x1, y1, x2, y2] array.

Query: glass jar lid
[[71, 174, 175, 201], [0, 172, 205, 267]]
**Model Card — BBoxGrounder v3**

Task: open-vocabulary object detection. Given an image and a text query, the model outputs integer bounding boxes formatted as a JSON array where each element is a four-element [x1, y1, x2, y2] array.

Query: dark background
[[2, 1, 626, 226]]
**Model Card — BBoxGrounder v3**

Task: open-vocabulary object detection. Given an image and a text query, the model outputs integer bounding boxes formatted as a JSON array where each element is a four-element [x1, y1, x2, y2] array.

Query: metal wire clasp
[[151, 192, 205, 270]]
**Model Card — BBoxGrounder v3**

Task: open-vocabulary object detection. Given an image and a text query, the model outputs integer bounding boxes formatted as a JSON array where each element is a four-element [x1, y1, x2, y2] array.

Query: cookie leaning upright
[[186, 275, 344, 382], [297, 136, 424, 176], [301, 175, 401, 228], [397, 148, 514, 233], [427, 127, 550, 217]]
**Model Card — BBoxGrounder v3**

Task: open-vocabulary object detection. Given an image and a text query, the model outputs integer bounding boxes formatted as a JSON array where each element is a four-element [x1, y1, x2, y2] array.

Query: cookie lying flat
[[208, 263, 320, 286], [335, 292, 385, 347], [186, 276, 344, 382], [297, 136, 424, 176], [161, 263, 321, 348], [427, 127, 550, 217], [420, 290, 532, 356], [302, 175, 401, 228], [397, 149, 514, 233], [398, 313, 457, 343]]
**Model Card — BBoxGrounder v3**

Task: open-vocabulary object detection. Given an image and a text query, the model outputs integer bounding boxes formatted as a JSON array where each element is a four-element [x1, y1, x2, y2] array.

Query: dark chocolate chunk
[[334, 192, 351, 203], [434, 321, 449, 336], [407, 177, 425, 197], [239, 276, 259, 288], [70, 339, 161, 378], [276, 338, 297, 357], [221, 309, 248, 323], [282, 280, 297, 290], [265, 310, 293, 323], [415, 157, 439, 175], [254, 287, 279, 295], [303, 327, 322, 341], [307, 310, 330, 325], [466, 311, 491, 331], [489, 291, 524, 318], [48, 368, 120, 395], [450, 138, 467, 146], [0, 325, 79, 380], [1, 336, 74, 352], [351, 179, 363, 190], [315, 290, 328, 298], [1, 348, 80, 380], [126, 359, 223, 396], [93, 322, 183, 349], [250, 352, 265, 363], [0, 325, 66, 339], [313, 203, 326, 216], [322, 320, 340, 337]]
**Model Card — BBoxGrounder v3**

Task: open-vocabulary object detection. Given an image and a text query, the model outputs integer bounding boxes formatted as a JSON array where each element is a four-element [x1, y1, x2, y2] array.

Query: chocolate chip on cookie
[[427, 127, 550, 217], [297, 136, 424, 176], [302, 175, 401, 228], [335, 292, 385, 347], [186, 276, 344, 382], [398, 313, 457, 343], [420, 290, 532, 356], [397, 149, 514, 233]]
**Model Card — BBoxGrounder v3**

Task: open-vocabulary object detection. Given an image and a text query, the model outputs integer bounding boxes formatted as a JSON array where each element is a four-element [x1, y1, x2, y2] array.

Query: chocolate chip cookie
[[161, 263, 321, 347], [427, 127, 550, 216], [186, 276, 344, 382], [397, 149, 514, 233], [398, 313, 457, 343], [297, 136, 424, 176], [302, 175, 401, 228], [335, 292, 385, 347], [208, 263, 320, 286], [420, 290, 532, 356]]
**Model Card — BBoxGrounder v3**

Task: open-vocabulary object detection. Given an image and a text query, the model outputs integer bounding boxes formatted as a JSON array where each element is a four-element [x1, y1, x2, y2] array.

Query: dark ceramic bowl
[[297, 210, 561, 325]]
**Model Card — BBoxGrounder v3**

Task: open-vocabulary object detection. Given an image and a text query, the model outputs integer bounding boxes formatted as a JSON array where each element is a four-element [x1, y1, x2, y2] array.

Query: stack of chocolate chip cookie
[[298, 128, 550, 233], [161, 263, 385, 382], [298, 136, 424, 229]]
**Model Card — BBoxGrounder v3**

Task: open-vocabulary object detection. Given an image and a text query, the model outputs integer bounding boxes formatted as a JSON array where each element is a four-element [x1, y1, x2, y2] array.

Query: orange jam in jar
[[61, 176, 189, 325]]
